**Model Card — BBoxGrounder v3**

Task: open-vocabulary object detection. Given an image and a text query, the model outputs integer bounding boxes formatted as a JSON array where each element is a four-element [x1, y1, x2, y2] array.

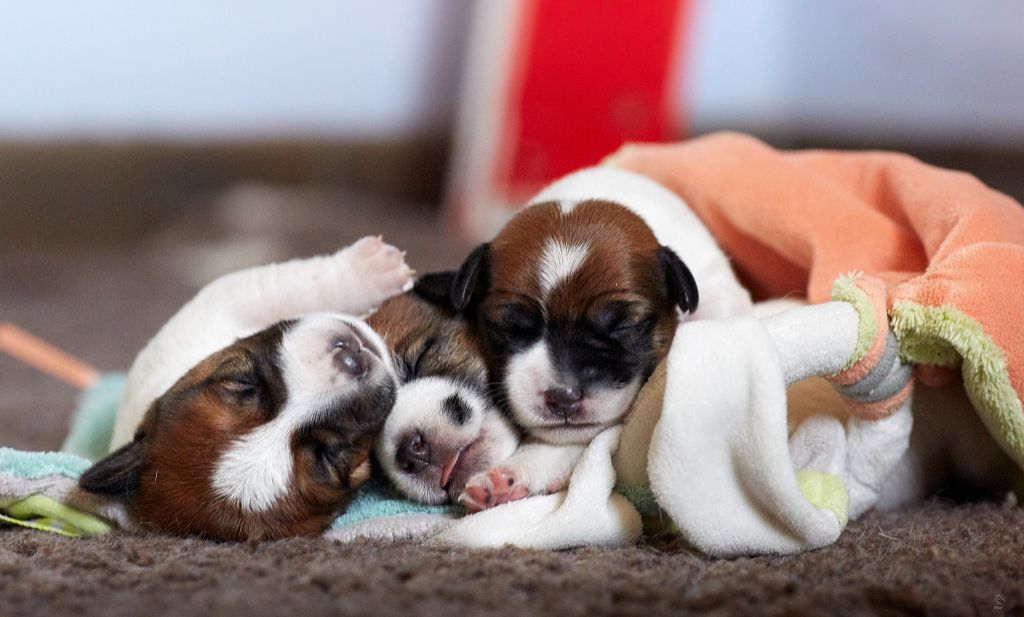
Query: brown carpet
[[3, 156, 1024, 616], [2, 502, 1023, 617]]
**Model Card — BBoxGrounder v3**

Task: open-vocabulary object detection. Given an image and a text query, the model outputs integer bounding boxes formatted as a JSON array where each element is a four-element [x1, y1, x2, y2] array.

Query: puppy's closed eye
[[486, 301, 543, 341], [590, 301, 654, 337], [210, 355, 265, 404], [399, 338, 436, 381]]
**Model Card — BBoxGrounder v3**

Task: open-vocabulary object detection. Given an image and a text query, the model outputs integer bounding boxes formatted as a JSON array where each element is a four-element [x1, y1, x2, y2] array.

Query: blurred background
[[2, 0, 1023, 449]]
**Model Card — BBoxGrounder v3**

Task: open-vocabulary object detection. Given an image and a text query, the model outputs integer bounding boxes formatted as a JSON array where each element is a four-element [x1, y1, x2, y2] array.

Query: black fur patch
[[78, 437, 147, 496], [441, 394, 472, 426]]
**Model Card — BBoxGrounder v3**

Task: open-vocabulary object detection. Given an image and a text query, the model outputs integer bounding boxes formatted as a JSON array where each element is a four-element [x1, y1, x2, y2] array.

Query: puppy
[[369, 273, 520, 505], [449, 167, 752, 510], [80, 237, 412, 540]]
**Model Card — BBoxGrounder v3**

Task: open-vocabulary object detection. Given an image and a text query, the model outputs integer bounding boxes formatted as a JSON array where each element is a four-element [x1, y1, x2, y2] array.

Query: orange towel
[[610, 132, 1024, 464]]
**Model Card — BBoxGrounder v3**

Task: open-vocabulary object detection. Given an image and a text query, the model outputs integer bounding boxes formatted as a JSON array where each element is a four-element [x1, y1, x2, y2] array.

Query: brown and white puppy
[[80, 314, 396, 540], [449, 167, 752, 510], [369, 274, 519, 505], [80, 237, 413, 540]]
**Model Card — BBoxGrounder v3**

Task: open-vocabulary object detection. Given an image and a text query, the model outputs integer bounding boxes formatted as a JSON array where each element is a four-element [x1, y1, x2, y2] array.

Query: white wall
[[1, 1, 1022, 144], [687, 0, 1024, 145], [0, 0, 469, 139]]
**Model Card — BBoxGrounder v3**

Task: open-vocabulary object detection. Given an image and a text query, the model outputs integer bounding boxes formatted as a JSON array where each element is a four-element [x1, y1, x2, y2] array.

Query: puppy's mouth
[[439, 437, 485, 492]]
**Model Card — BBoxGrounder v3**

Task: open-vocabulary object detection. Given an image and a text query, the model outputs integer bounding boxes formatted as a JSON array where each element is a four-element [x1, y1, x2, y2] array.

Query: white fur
[[538, 239, 589, 297], [504, 341, 556, 429], [211, 314, 394, 511], [111, 236, 411, 450]]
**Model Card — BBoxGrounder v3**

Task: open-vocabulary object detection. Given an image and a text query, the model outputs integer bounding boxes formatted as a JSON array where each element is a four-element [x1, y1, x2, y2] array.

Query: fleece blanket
[[608, 133, 1024, 464], [601, 133, 1024, 555]]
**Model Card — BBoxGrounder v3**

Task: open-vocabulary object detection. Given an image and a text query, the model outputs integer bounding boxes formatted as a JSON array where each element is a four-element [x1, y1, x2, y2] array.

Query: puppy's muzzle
[[396, 433, 430, 474], [333, 333, 369, 378], [544, 385, 584, 419]]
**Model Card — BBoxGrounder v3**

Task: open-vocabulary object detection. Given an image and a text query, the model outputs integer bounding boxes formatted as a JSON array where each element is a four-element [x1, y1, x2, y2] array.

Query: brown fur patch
[[486, 200, 678, 362], [367, 292, 488, 387]]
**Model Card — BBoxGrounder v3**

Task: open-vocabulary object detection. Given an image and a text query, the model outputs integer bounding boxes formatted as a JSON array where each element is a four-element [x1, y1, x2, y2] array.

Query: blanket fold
[[602, 132, 1024, 555]]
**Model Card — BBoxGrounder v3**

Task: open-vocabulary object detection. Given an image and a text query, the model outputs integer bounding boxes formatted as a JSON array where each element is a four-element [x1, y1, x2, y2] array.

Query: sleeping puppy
[[369, 273, 519, 505], [79, 237, 412, 540], [80, 315, 395, 540], [449, 167, 752, 510]]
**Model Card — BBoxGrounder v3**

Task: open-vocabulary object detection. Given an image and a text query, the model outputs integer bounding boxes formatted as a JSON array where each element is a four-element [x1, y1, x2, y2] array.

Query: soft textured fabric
[[609, 133, 1024, 471], [61, 373, 125, 460]]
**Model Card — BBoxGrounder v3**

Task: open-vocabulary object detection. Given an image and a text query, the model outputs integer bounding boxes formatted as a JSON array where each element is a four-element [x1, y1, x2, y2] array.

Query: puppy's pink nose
[[544, 386, 583, 419]]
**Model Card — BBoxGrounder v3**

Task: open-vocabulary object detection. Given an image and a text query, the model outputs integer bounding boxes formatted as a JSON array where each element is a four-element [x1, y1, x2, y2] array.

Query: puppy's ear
[[79, 433, 148, 498], [412, 271, 457, 310], [451, 243, 490, 313], [658, 246, 699, 314]]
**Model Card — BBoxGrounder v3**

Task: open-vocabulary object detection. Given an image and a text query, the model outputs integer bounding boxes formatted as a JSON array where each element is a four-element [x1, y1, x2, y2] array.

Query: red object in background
[[446, 0, 691, 242], [498, 0, 689, 194]]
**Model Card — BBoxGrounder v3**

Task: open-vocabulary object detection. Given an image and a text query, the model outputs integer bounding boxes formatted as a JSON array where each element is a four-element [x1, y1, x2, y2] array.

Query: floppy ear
[[450, 243, 490, 313], [79, 434, 148, 498], [658, 246, 699, 314], [412, 271, 457, 310]]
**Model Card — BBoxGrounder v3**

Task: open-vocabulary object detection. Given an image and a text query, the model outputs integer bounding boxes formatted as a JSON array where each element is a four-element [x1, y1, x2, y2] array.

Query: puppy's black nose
[[396, 432, 430, 474], [544, 386, 584, 419], [334, 334, 368, 377]]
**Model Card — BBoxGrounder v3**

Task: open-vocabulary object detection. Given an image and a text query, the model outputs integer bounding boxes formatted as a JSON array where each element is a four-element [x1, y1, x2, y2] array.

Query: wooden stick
[[0, 322, 99, 390]]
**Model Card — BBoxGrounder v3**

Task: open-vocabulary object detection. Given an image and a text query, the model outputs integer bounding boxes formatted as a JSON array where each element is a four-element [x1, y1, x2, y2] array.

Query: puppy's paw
[[458, 467, 530, 514], [341, 236, 414, 304]]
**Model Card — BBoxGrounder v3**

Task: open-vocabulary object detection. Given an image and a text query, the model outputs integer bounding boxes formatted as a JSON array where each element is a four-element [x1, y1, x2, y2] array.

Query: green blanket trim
[[890, 302, 1024, 467], [796, 470, 849, 529], [0, 494, 113, 537], [830, 275, 876, 371]]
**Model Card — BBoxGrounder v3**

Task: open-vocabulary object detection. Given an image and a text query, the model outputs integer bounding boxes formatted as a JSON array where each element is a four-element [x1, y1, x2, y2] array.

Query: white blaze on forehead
[[211, 314, 381, 512], [538, 238, 589, 297]]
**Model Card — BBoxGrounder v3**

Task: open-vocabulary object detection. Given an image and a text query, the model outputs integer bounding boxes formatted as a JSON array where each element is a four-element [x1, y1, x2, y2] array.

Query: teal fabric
[[0, 447, 92, 480], [61, 373, 125, 461], [332, 475, 457, 528]]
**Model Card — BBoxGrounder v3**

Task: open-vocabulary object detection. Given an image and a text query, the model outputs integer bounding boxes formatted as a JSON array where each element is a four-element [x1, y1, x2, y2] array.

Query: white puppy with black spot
[[369, 273, 521, 505]]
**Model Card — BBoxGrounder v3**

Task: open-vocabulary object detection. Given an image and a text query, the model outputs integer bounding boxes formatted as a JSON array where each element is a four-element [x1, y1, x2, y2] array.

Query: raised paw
[[458, 467, 530, 514], [342, 236, 414, 305]]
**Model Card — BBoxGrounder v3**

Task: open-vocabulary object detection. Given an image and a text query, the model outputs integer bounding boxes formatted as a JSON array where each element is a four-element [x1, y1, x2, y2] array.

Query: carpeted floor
[[3, 165, 1024, 616], [1, 502, 1022, 616]]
